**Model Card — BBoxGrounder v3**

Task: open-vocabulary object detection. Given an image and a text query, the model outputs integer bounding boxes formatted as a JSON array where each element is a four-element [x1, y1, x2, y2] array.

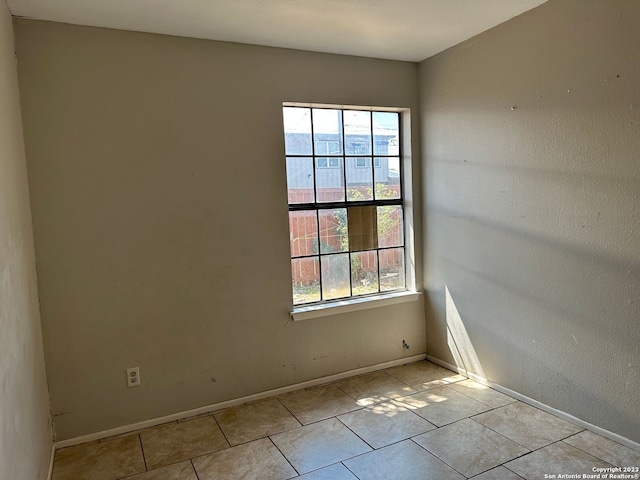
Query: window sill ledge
[[291, 290, 421, 321]]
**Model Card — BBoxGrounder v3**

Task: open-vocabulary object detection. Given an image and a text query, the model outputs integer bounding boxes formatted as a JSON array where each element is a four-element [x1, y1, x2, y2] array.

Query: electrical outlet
[[126, 367, 140, 387]]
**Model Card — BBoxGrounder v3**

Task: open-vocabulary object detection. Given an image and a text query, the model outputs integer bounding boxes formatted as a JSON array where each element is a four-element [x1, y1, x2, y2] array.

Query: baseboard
[[427, 355, 640, 452], [46, 442, 55, 480], [55, 353, 427, 449]]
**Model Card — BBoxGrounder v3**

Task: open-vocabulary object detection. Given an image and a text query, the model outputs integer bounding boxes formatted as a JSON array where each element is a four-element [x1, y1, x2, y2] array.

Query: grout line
[[556, 437, 616, 466], [332, 382, 353, 399], [267, 436, 300, 476], [467, 401, 589, 452], [115, 459, 190, 480], [342, 460, 362, 479], [276, 382, 366, 426], [274, 397, 304, 429], [334, 415, 376, 451], [467, 415, 533, 452], [501, 464, 526, 479], [408, 435, 469, 478], [293, 461, 354, 478], [561, 433, 637, 465], [536, 439, 617, 466], [372, 435, 433, 452], [190, 459, 201, 480], [442, 382, 516, 410], [331, 442, 375, 466], [137, 434, 147, 472], [210, 413, 232, 449]]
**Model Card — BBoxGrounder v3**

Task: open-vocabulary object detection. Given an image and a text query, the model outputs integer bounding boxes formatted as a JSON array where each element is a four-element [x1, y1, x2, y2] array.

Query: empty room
[[1, 0, 638, 479]]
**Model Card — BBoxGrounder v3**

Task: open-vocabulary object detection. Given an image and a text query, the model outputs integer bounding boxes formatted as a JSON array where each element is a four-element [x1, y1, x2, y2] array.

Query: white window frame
[[284, 103, 418, 320]]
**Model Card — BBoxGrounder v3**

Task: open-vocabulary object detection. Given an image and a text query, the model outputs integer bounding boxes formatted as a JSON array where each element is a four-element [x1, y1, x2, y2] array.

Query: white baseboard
[[427, 355, 640, 452], [54, 353, 427, 449], [46, 442, 55, 480]]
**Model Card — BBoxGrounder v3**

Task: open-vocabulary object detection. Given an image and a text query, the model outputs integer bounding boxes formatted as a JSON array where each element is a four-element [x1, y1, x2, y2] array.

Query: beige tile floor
[[51, 360, 640, 480]]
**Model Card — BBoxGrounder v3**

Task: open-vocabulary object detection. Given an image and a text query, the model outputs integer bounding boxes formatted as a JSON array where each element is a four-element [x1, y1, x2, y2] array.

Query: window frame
[[284, 104, 413, 313]]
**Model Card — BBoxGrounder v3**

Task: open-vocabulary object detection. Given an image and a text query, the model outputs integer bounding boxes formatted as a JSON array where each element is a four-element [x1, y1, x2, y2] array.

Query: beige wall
[[420, 0, 639, 442], [0, 2, 53, 478], [14, 20, 425, 440]]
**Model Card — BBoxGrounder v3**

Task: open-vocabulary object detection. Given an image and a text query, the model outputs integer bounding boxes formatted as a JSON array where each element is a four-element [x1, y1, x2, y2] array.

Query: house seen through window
[[283, 105, 406, 306]]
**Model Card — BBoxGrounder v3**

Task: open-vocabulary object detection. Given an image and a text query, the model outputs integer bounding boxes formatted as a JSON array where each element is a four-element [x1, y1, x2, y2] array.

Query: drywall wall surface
[[0, 2, 53, 478], [14, 20, 424, 440], [420, 0, 639, 442]]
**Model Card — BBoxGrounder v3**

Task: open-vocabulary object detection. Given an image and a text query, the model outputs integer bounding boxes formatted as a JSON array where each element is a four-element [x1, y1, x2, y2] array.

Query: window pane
[[346, 157, 373, 201], [373, 112, 399, 155], [374, 157, 401, 200], [286, 157, 314, 204], [379, 248, 405, 291], [289, 210, 318, 257], [344, 111, 371, 155], [292, 257, 320, 304], [321, 254, 350, 300], [377, 206, 403, 248], [348, 206, 378, 252], [316, 157, 345, 202], [319, 208, 348, 253], [313, 109, 343, 155], [283, 107, 312, 155], [351, 250, 379, 295]]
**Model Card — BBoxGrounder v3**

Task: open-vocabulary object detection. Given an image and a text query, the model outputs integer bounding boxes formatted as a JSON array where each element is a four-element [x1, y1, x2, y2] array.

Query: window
[[317, 158, 340, 168], [284, 105, 406, 306], [354, 158, 367, 168], [316, 140, 341, 155]]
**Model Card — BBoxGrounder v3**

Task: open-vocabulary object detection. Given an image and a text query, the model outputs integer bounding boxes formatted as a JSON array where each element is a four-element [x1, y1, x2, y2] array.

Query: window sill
[[291, 290, 421, 321]]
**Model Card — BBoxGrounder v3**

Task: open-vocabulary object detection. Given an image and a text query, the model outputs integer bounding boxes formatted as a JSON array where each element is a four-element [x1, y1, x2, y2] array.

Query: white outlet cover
[[126, 367, 140, 387]]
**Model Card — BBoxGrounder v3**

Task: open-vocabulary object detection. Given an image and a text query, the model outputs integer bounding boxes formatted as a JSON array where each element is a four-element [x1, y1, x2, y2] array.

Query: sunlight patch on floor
[[369, 401, 409, 417]]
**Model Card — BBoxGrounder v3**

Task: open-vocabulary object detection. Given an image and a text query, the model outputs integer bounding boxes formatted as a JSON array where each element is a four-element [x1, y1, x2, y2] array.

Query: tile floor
[[51, 360, 640, 480]]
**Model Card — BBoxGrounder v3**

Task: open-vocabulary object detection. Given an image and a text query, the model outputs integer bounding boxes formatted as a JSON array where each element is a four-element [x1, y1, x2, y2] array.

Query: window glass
[[289, 210, 318, 257], [346, 157, 373, 201], [283, 107, 312, 155], [379, 248, 405, 292], [287, 157, 314, 204], [344, 111, 371, 155], [374, 157, 401, 200], [377, 206, 403, 248], [292, 257, 320, 304], [321, 254, 350, 300], [285, 107, 406, 305], [316, 158, 345, 202], [313, 109, 343, 155], [373, 112, 399, 156], [351, 251, 379, 295], [319, 208, 348, 254]]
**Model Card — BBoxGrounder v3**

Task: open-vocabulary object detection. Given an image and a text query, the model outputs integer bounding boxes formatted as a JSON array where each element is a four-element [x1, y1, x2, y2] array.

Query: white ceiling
[[7, 0, 547, 62]]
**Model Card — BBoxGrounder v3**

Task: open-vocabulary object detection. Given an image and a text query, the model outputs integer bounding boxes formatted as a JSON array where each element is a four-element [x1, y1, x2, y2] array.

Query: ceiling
[[7, 0, 547, 62]]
